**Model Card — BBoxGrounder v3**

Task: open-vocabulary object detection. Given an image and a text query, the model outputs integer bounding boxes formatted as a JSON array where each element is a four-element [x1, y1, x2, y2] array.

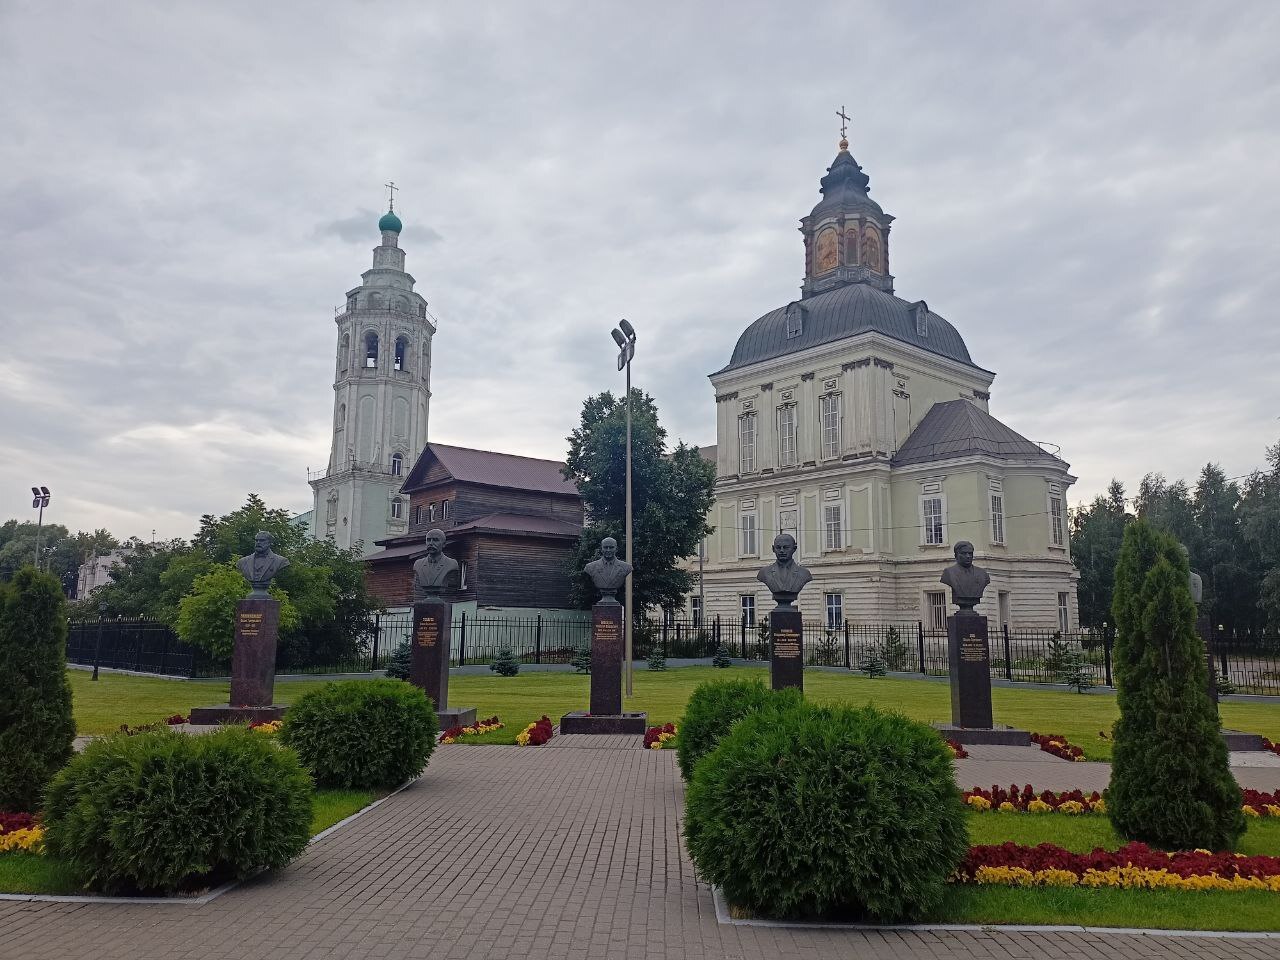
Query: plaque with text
[[228, 597, 281, 708], [947, 615, 993, 728], [411, 600, 452, 713], [769, 609, 804, 691], [589, 602, 624, 716]]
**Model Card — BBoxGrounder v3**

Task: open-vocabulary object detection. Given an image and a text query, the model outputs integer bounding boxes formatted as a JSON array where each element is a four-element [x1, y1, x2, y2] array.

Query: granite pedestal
[[190, 597, 287, 725], [769, 608, 803, 692], [560, 601, 647, 735], [935, 613, 1030, 746], [411, 600, 476, 730]]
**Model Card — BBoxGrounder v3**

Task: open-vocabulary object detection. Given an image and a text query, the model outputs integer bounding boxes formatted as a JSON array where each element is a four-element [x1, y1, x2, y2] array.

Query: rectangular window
[[778, 508, 798, 544], [390, 498, 403, 520], [921, 495, 945, 546], [1058, 592, 1070, 633], [428, 502, 437, 522], [778, 404, 798, 467], [738, 413, 757, 473], [740, 511, 758, 557], [820, 394, 841, 459], [740, 594, 756, 626], [460, 562, 468, 590], [1050, 496, 1064, 546], [442, 499, 450, 519], [926, 591, 948, 632], [690, 595, 702, 627], [990, 493, 1005, 544], [411, 505, 421, 525], [825, 593, 843, 629], [823, 503, 843, 550]]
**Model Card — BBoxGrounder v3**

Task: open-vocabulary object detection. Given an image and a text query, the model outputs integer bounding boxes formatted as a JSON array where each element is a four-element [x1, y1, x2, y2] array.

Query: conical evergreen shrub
[[490, 647, 520, 677], [0, 567, 76, 811], [1108, 521, 1244, 850]]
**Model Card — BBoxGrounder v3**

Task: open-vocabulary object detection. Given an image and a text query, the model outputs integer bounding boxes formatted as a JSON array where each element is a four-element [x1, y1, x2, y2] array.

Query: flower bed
[[964, 784, 1104, 814], [248, 719, 282, 734], [0, 813, 43, 853], [440, 716, 504, 743], [516, 716, 554, 746], [958, 841, 1280, 892], [1243, 789, 1280, 818], [945, 739, 969, 759], [1031, 732, 1086, 761], [1264, 738, 1280, 759], [644, 723, 677, 749], [166, 714, 188, 725]]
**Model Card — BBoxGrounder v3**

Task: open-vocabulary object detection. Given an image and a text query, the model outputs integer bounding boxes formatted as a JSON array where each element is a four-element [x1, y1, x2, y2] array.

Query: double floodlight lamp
[[611, 319, 636, 370], [31, 486, 50, 509]]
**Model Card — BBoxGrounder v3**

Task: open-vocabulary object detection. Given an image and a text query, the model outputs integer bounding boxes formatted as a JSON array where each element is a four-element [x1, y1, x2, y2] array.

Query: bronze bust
[[236, 531, 290, 597], [940, 540, 990, 615], [583, 537, 633, 604], [412, 528, 460, 602], [757, 533, 812, 610]]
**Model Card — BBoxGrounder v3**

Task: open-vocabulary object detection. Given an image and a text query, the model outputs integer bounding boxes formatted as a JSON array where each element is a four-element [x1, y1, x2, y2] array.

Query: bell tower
[[309, 190, 435, 554]]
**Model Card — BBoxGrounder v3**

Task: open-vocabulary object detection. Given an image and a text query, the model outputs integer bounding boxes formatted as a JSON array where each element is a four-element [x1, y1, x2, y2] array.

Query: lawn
[[69, 666, 1280, 759], [0, 787, 377, 896]]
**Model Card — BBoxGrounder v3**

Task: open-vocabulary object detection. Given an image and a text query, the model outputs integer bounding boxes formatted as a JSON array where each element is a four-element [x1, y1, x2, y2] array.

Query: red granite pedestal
[[411, 600, 476, 730], [190, 597, 287, 725], [560, 601, 647, 735]]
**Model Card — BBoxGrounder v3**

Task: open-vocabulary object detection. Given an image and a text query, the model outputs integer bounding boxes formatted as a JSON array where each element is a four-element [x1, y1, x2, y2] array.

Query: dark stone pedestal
[[560, 711, 648, 735], [769, 608, 804, 692], [1223, 730, 1266, 751], [191, 597, 285, 725], [938, 614, 1032, 746], [932, 723, 1032, 746], [560, 602, 647, 734], [411, 600, 475, 725]]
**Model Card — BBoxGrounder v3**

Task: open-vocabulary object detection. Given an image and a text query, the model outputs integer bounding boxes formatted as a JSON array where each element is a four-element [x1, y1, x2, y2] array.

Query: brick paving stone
[[1, 744, 1277, 960]]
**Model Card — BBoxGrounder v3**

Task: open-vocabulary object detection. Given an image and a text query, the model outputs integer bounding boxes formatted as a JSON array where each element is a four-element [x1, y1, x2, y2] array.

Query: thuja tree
[[0, 567, 76, 810], [1108, 521, 1244, 850]]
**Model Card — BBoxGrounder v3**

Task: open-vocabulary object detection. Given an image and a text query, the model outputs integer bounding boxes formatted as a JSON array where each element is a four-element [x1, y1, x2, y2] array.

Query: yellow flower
[[1026, 799, 1052, 814], [997, 801, 1016, 812], [0, 827, 44, 854], [965, 795, 992, 811], [1265, 805, 1280, 818], [1244, 805, 1261, 817], [1090, 798, 1106, 813], [1058, 800, 1085, 815]]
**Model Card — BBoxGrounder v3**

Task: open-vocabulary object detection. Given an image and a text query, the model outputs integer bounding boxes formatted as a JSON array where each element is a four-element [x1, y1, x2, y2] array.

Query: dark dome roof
[[720, 283, 980, 374], [808, 148, 884, 220]]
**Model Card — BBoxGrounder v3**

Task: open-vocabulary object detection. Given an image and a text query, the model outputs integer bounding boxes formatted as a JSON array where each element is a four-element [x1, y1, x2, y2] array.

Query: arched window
[[394, 336, 409, 371], [338, 334, 349, 375], [364, 332, 379, 368], [390, 497, 404, 520], [441, 499, 450, 520], [391, 452, 403, 476], [815, 228, 838, 274]]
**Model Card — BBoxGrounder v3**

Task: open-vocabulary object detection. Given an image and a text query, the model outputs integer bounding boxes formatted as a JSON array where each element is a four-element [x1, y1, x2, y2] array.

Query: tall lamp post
[[31, 486, 50, 569], [611, 319, 637, 697]]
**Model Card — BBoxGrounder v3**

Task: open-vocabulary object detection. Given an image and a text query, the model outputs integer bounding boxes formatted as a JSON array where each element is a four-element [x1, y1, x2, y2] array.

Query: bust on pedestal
[[410, 529, 476, 730], [934, 541, 1029, 746], [561, 537, 647, 734], [190, 531, 290, 725], [758, 534, 811, 691]]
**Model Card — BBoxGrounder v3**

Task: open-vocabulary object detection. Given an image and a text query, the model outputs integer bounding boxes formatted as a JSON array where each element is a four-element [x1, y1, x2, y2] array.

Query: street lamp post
[[93, 600, 107, 681], [30, 486, 50, 569], [611, 319, 637, 697]]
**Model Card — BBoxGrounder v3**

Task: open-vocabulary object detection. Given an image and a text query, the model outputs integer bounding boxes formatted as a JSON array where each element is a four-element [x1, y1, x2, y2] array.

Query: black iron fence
[[65, 613, 1280, 696]]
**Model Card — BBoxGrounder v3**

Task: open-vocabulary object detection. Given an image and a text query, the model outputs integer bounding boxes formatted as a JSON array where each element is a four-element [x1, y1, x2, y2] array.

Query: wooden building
[[364, 443, 584, 615]]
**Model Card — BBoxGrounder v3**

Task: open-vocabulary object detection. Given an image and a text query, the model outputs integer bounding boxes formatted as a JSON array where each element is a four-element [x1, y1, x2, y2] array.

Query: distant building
[[695, 134, 1078, 633], [309, 202, 436, 555], [75, 548, 135, 599], [363, 443, 585, 619]]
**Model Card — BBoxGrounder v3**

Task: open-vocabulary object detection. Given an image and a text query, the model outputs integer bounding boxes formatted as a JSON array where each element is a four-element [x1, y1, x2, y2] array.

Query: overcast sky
[[2, 1, 1277, 541]]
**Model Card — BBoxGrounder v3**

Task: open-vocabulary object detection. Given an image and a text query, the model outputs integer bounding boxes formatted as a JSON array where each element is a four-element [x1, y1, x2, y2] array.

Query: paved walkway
[[2, 743, 1278, 960]]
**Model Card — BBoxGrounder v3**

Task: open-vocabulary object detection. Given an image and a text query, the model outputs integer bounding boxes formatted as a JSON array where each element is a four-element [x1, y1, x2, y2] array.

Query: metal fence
[[65, 613, 1280, 696]]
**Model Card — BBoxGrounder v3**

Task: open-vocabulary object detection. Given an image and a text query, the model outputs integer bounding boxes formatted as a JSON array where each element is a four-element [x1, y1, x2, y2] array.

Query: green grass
[[0, 787, 381, 896], [966, 810, 1280, 857], [68, 666, 1280, 760]]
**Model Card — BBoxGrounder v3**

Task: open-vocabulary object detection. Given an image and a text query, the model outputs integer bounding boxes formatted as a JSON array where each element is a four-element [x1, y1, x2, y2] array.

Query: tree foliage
[[563, 389, 716, 613], [175, 564, 299, 659], [0, 567, 76, 811], [1107, 521, 1244, 850], [0, 521, 119, 596], [1070, 480, 1130, 628]]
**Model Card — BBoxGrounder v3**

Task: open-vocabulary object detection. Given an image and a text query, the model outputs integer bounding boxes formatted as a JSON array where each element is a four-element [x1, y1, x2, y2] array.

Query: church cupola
[[800, 116, 895, 299]]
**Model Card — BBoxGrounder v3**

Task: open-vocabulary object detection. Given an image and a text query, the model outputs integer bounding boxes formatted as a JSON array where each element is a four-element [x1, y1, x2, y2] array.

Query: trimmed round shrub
[[43, 727, 312, 894], [684, 702, 967, 921], [280, 679, 436, 788], [676, 678, 802, 780]]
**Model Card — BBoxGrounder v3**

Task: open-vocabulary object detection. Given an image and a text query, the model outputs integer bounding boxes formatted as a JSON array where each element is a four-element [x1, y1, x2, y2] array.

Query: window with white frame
[[921, 495, 946, 546], [824, 503, 843, 550], [740, 507, 758, 557], [820, 393, 841, 459], [778, 508, 798, 543], [391, 452, 403, 477], [690, 595, 702, 626], [926, 590, 948, 632], [428, 502, 437, 522], [390, 497, 403, 520], [740, 594, 756, 626], [990, 492, 1005, 544], [460, 561, 469, 590], [442, 499, 450, 520], [738, 413, 757, 473], [1049, 494, 1065, 546], [825, 593, 843, 629], [1058, 592, 1070, 633], [778, 404, 798, 467]]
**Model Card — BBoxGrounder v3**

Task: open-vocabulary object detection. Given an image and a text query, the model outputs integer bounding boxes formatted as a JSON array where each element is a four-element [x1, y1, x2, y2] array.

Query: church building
[[309, 200, 435, 554], [697, 134, 1078, 634]]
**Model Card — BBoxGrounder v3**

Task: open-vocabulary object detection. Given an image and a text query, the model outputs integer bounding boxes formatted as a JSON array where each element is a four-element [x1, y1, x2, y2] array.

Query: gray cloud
[[1, 1, 1277, 540]]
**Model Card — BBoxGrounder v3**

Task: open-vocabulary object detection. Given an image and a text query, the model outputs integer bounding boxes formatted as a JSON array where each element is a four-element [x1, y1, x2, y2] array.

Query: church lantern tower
[[309, 193, 434, 554], [800, 127, 895, 299]]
